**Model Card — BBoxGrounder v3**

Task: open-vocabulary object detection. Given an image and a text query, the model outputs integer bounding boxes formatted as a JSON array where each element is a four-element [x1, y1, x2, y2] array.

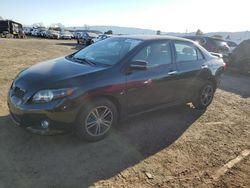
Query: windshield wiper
[[73, 57, 96, 66]]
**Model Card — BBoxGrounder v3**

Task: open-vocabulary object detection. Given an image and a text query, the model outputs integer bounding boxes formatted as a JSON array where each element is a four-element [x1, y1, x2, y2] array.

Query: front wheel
[[75, 98, 118, 141], [192, 82, 215, 110]]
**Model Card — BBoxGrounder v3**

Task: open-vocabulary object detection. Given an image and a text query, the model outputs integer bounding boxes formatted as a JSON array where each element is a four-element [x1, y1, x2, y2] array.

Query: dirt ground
[[0, 38, 249, 188]]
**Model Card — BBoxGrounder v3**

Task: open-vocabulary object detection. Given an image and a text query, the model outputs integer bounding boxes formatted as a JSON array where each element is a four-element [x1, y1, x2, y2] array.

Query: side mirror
[[129, 60, 148, 71]]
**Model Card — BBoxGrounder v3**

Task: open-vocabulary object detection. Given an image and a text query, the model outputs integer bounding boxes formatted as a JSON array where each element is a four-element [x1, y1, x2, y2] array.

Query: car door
[[125, 40, 179, 115], [173, 40, 206, 101]]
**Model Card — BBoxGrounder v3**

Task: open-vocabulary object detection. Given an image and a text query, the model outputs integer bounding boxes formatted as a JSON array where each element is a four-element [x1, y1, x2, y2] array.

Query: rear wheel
[[192, 81, 215, 110], [76, 98, 118, 141]]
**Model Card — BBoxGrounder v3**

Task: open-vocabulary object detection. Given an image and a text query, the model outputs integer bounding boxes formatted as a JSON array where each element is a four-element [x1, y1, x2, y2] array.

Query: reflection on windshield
[[73, 38, 142, 66]]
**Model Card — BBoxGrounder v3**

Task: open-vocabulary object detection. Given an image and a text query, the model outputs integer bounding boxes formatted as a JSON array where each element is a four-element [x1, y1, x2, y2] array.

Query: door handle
[[201, 64, 208, 69], [168, 71, 178, 75]]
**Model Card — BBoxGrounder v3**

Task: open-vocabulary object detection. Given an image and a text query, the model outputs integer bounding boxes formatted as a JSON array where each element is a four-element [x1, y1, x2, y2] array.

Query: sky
[[1, 0, 250, 32]]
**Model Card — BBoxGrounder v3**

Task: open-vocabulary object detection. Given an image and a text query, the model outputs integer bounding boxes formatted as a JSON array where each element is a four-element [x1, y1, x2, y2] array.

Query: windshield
[[73, 37, 142, 66]]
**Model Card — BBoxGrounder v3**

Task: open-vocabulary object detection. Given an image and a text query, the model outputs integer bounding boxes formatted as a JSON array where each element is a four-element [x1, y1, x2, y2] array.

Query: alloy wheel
[[85, 106, 113, 137], [201, 84, 214, 106]]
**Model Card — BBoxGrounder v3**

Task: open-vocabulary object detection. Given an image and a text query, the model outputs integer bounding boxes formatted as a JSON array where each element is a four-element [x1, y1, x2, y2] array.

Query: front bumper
[[8, 95, 79, 135]]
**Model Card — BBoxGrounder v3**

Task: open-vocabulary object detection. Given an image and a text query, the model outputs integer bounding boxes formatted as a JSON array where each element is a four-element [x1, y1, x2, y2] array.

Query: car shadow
[[56, 42, 85, 51], [219, 72, 250, 98], [0, 104, 204, 188]]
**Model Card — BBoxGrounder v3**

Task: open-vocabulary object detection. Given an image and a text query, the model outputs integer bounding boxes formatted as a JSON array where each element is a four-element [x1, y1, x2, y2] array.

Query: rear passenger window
[[174, 41, 200, 62], [132, 41, 172, 66]]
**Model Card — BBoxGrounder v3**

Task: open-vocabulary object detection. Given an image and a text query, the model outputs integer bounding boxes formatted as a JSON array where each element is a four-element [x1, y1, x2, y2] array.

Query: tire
[[75, 98, 118, 141], [192, 81, 215, 110]]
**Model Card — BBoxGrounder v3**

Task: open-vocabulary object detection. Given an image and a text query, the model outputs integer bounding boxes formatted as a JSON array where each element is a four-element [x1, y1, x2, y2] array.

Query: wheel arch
[[76, 94, 122, 122], [208, 77, 217, 88]]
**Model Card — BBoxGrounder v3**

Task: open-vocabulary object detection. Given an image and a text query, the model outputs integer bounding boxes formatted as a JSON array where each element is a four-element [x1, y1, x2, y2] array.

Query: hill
[[68, 25, 250, 43]]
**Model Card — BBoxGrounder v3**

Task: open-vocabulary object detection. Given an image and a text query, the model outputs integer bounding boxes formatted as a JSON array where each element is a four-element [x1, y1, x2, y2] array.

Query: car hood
[[16, 57, 106, 88]]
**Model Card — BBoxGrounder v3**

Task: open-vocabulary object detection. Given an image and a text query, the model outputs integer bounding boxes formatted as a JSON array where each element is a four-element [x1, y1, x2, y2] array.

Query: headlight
[[11, 68, 28, 89], [32, 88, 75, 103]]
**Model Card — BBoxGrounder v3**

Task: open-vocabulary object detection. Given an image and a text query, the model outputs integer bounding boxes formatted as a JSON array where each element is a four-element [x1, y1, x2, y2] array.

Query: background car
[[60, 30, 73, 39], [77, 32, 98, 45], [92, 34, 111, 43], [23, 27, 32, 35], [46, 30, 60, 39], [39, 29, 48, 38], [37, 28, 47, 38], [73, 32, 81, 39], [226, 40, 238, 54], [185, 36, 230, 60], [31, 28, 39, 36]]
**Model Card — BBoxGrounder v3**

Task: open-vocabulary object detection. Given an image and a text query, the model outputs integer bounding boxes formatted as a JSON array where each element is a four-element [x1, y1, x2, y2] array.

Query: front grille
[[13, 87, 25, 98]]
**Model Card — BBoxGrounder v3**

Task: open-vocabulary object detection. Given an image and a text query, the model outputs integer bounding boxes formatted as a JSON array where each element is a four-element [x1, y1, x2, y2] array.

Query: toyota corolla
[[8, 35, 225, 141]]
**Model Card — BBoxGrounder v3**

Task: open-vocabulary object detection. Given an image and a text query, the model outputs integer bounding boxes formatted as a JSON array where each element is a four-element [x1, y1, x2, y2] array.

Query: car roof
[[114, 34, 194, 42], [185, 35, 226, 41]]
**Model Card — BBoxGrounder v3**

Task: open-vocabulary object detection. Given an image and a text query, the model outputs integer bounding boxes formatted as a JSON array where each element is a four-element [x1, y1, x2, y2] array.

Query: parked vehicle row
[[23, 27, 112, 43], [23, 27, 74, 40]]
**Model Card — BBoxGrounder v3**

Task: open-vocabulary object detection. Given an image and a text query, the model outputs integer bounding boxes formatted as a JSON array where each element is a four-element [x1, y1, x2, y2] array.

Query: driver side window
[[132, 41, 172, 66]]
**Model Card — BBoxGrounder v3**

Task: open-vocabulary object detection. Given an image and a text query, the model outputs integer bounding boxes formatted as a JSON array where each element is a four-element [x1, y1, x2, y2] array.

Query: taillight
[[223, 63, 227, 69]]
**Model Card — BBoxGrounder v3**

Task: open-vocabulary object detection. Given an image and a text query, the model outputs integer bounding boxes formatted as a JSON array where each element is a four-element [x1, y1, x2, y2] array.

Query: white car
[[60, 31, 73, 39]]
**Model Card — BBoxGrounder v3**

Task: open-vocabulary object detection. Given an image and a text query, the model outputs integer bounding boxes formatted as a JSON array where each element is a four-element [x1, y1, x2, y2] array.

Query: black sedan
[[8, 35, 225, 141]]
